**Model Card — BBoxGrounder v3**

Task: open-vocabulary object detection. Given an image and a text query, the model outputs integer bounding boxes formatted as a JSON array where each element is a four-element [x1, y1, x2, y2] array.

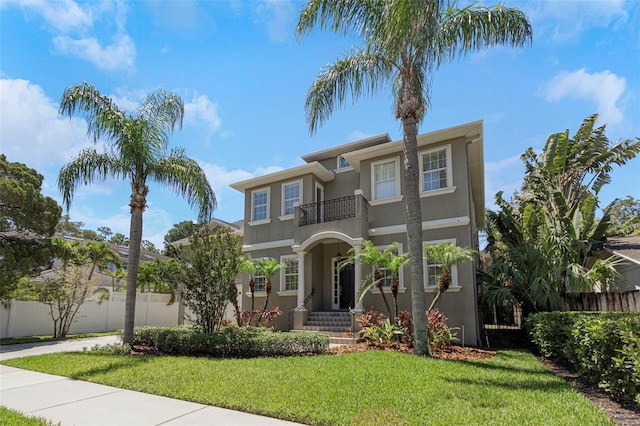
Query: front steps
[[293, 311, 359, 345]]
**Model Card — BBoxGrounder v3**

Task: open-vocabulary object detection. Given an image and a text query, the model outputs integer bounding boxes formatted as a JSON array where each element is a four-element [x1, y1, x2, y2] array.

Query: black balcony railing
[[297, 195, 368, 226]]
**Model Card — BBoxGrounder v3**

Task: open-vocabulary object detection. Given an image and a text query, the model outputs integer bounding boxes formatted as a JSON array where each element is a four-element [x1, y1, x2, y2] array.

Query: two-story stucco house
[[230, 119, 485, 345]]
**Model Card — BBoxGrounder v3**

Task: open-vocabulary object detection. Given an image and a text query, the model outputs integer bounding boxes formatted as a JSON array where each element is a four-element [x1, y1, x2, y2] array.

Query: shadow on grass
[[65, 353, 154, 381], [448, 373, 569, 392]]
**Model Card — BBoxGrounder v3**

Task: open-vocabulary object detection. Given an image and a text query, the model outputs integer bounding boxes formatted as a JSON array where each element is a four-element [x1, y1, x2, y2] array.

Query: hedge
[[133, 326, 329, 358], [526, 311, 640, 403]]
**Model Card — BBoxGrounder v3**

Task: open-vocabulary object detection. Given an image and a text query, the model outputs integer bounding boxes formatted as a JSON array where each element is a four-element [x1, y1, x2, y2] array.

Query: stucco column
[[296, 251, 306, 308], [353, 245, 364, 312]]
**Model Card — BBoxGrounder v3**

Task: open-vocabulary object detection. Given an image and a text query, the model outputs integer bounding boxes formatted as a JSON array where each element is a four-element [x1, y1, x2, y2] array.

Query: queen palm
[[297, 0, 531, 355], [82, 241, 121, 281], [58, 83, 216, 345]]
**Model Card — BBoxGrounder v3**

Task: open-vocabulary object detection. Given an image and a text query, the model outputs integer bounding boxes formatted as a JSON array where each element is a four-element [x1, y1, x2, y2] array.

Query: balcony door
[[315, 182, 324, 223]]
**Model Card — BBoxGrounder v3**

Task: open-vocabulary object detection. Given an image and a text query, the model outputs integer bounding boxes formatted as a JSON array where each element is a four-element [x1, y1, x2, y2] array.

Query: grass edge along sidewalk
[[2, 349, 614, 425]]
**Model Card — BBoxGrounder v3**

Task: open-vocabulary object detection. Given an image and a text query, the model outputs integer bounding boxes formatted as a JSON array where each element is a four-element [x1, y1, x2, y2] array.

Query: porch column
[[296, 251, 307, 308], [353, 245, 364, 312]]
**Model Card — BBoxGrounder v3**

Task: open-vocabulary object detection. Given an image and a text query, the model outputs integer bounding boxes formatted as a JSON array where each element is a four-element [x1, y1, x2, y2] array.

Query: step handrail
[[288, 288, 315, 330]]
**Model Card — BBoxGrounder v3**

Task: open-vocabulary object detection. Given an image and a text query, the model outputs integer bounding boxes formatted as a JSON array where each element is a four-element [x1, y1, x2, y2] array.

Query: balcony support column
[[296, 251, 307, 308], [353, 244, 364, 313]]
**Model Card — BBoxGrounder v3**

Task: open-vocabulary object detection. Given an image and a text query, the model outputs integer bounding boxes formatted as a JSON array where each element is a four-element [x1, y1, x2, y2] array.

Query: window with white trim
[[281, 180, 301, 217], [423, 239, 458, 288], [280, 255, 298, 291], [251, 188, 269, 222], [420, 146, 452, 192], [372, 158, 400, 200], [253, 274, 266, 292]]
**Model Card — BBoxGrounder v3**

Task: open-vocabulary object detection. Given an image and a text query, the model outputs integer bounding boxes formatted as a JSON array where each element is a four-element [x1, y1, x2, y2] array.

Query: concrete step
[[291, 329, 359, 346]]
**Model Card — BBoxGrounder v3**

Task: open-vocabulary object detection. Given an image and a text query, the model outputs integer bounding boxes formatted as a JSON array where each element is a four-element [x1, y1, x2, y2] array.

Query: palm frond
[[58, 82, 127, 143], [57, 148, 124, 210], [305, 49, 393, 133], [435, 4, 532, 66], [149, 149, 216, 223]]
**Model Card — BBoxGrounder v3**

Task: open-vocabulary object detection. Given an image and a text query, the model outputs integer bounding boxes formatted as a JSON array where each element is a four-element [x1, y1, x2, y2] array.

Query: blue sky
[[1, 0, 639, 249]]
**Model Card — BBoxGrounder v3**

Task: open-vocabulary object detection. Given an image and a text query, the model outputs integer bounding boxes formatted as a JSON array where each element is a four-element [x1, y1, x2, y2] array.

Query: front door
[[332, 258, 355, 310]]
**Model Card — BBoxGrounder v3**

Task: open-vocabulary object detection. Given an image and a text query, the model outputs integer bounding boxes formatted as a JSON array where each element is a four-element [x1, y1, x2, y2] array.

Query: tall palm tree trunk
[[123, 198, 145, 345], [401, 115, 429, 356]]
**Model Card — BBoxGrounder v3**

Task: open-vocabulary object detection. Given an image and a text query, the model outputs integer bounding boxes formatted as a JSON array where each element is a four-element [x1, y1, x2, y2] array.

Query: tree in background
[[163, 220, 199, 257], [56, 214, 84, 237], [80, 240, 121, 280], [178, 228, 241, 333], [58, 82, 216, 345], [482, 115, 639, 315], [97, 226, 113, 241], [109, 233, 129, 246], [0, 155, 62, 300], [296, 0, 532, 356], [141, 239, 159, 253], [606, 196, 640, 237]]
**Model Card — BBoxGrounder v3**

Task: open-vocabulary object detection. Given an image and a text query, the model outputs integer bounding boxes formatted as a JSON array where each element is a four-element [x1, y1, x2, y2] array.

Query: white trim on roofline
[[230, 162, 334, 193], [368, 216, 470, 237], [242, 239, 295, 252]]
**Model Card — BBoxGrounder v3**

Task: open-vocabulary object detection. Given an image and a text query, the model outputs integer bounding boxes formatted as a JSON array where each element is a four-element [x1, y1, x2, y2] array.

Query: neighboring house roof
[[230, 161, 335, 192], [170, 218, 244, 248], [32, 266, 121, 290], [300, 133, 392, 162], [604, 236, 640, 265]]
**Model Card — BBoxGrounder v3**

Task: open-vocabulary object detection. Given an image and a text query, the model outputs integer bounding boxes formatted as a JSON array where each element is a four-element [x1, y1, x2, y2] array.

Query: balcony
[[293, 194, 369, 243]]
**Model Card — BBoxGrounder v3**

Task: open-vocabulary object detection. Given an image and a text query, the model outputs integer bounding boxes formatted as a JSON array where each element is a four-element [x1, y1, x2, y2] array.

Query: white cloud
[[255, 0, 295, 42], [540, 69, 626, 125], [184, 93, 222, 139], [0, 78, 91, 170], [3, 0, 93, 32], [525, 0, 628, 42], [53, 33, 136, 72], [4, 0, 135, 72]]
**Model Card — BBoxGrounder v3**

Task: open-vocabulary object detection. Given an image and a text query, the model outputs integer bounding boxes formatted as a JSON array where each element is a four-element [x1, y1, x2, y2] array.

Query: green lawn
[[2, 349, 613, 426], [0, 406, 58, 426]]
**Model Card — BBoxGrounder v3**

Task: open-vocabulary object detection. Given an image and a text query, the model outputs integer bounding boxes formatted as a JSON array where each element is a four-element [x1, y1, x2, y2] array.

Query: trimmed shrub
[[133, 326, 329, 358], [526, 311, 640, 403]]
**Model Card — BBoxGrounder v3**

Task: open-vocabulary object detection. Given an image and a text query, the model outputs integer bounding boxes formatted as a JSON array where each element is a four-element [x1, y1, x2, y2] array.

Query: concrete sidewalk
[[0, 337, 303, 425]]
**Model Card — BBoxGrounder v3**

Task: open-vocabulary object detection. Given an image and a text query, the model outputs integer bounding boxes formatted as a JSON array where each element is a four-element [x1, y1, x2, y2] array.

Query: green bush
[[526, 311, 640, 403], [133, 326, 328, 358]]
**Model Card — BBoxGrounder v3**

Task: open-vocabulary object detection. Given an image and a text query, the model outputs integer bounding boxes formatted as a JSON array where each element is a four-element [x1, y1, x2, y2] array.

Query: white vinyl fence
[[1, 292, 179, 339], [1, 287, 242, 339]]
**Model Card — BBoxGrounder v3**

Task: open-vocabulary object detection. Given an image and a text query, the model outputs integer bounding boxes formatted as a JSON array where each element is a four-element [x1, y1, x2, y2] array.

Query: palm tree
[[58, 82, 216, 345], [296, 0, 532, 355], [239, 255, 259, 324], [423, 242, 476, 311], [254, 258, 285, 325], [385, 243, 409, 318], [341, 240, 403, 318]]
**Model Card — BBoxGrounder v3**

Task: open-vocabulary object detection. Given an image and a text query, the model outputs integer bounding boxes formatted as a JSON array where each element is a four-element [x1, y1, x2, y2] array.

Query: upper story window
[[372, 157, 400, 201], [420, 146, 452, 192], [338, 155, 351, 169], [251, 187, 270, 222], [281, 180, 301, 217]]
